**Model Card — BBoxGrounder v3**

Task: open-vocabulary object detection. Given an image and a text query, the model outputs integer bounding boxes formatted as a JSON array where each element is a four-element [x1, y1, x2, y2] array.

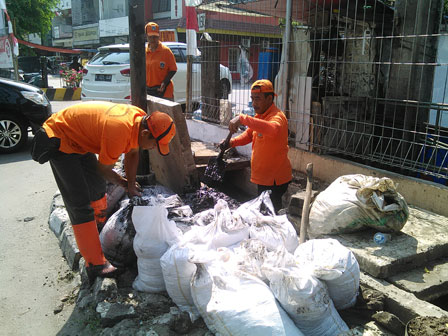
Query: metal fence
[[192, 0, 448, 186]]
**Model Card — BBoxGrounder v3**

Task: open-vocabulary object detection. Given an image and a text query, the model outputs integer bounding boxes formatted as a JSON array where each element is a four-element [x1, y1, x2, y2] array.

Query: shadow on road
[[0, 135, 34, 165]]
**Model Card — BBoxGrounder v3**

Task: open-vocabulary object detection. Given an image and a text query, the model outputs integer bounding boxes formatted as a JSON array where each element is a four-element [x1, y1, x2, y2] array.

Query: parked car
[[81, 42, 232, 105], [0, 77, 52, 154]]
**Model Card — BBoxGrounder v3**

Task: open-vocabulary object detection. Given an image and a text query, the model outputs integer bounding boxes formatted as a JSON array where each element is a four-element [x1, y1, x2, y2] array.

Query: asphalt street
[[0, 100, 78, 336]]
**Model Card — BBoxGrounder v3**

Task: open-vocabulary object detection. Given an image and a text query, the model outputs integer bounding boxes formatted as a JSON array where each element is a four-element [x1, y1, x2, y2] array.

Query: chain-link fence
[[192, 0, 448, 186]]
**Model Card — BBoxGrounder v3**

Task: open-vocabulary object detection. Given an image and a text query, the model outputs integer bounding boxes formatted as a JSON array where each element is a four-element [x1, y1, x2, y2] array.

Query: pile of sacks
[[102, 187, 361, 336]]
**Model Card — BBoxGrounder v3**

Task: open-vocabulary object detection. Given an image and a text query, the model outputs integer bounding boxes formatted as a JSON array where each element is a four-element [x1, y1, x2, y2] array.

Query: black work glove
[[219, 138, 231, 152]]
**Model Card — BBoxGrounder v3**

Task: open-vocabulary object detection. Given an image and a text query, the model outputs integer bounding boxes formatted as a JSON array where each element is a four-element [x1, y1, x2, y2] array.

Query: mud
[[406, 315, 448, 336], [203, 157, 227, 184], [182, 184, 239, 213]]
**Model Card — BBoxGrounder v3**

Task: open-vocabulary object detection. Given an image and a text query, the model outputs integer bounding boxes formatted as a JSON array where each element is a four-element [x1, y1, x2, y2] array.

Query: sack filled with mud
[[100, 199, 137, 268], [100, 185, 179, 268], [309, 174, 409, 237]]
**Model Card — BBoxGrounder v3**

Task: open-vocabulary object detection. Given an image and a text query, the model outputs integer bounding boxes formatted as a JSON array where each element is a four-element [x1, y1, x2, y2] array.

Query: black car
[[0, 77, 52, 153]]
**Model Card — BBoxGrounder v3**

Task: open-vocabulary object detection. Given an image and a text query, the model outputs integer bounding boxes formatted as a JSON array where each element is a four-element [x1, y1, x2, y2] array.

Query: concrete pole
[[186, 55, 193, 116], [281, 0, 292, 117], [128, 0, 146, 110]]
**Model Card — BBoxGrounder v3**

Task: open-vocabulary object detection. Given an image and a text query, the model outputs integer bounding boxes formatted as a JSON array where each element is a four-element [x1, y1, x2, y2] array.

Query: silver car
[[81, 42, 232, 105]]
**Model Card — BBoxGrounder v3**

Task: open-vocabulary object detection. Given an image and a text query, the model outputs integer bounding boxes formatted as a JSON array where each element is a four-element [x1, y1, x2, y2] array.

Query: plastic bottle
[[373, 232, 391, 245], [193, 103, 202, 120], [242, 101, 254, 117]]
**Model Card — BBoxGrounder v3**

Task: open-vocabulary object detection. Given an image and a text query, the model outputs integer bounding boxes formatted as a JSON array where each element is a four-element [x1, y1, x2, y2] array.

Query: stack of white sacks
[[131, 191, 360, 336]]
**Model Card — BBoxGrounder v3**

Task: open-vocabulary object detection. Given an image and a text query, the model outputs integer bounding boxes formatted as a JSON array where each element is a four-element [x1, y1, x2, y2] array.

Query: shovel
[[203, 131, 233, 184]]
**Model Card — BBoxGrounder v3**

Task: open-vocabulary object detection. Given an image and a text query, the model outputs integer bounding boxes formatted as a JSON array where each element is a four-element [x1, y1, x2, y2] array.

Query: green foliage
[[6, 0, 59, 39]]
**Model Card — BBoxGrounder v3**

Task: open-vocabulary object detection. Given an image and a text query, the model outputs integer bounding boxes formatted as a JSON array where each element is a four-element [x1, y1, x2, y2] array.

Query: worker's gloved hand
[[229, 115, 241, 134], [219, 138, 231, 152]]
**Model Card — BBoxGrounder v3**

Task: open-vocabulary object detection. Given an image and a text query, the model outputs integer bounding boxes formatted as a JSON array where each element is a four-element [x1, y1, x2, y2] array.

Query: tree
[[6, 0, 59, 39]]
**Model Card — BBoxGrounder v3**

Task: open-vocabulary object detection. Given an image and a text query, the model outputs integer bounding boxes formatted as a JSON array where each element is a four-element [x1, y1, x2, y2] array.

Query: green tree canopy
[[6, 0, 59, 39]]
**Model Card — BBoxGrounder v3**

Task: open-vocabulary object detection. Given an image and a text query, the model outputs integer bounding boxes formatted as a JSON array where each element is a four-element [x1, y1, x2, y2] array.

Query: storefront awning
[[17, 38, 81, 54]]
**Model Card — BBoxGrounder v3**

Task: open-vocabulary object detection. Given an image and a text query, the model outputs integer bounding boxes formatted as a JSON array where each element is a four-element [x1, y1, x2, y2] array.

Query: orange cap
[[145, 22, 159, 36], [146, 111, 176, 156], [251, 79, 277, 96]]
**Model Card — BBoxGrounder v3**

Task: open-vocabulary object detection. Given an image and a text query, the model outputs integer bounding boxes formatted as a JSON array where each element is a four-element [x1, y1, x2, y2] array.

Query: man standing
[[222, 79, 292, 213], [69, 56, 83, 72], [145, 22, 177, 100], [31, 102, 176, 282]]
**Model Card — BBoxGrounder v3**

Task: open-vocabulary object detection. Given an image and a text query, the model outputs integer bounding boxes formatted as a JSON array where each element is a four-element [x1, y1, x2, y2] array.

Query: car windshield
[[89, 51, 130, 65]]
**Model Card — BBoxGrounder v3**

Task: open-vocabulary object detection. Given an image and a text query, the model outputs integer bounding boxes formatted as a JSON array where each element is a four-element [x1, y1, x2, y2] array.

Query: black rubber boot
[[86, 261, 120, 284]]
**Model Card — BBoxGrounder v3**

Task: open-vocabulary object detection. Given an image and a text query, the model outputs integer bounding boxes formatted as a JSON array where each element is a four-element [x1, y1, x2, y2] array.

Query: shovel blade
[[203, 156, 227, 184]]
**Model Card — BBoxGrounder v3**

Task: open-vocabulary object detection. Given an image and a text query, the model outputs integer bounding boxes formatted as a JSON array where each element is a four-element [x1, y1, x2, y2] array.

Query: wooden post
[[128, 0, 149, 176], [200, 39, 220, 123], [299, 163, 313, 244], [128, 0, 146, 110]]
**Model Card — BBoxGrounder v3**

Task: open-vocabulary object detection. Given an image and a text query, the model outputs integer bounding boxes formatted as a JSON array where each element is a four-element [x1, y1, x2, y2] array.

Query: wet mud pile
[[182, 185, 240, 213], [406, 315, 448, 335]]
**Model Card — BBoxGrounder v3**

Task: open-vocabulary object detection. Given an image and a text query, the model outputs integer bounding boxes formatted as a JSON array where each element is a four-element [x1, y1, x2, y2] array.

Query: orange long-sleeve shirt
[[145, 42, 177, 99], [43, 102, 145, 165], [229, 103, 292, 186]]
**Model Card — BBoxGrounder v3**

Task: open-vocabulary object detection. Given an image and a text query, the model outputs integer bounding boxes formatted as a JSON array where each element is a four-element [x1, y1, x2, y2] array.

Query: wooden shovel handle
[[217, 131, 234, 160], [299, 163, 313, 244]]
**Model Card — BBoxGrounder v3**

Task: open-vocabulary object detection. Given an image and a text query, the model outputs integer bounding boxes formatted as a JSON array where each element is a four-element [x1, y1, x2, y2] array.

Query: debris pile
[[86, 185, 360, 335], [50, 175, 434, 335]]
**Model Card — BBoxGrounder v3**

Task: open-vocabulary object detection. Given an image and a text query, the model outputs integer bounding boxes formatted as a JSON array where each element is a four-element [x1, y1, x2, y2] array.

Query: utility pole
[[128, 0, 149, 176]]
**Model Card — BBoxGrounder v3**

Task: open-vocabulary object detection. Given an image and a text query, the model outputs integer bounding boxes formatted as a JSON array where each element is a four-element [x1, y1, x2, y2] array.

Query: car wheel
[[0, 114, 28, 154], [220, 79, 230, 99]]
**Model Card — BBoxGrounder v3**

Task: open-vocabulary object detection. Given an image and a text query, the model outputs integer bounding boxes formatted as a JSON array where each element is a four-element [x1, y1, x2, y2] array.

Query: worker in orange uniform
[[31, 102, 176, 283], [145, 22, 177, 100], [220, 79, 292, 214]]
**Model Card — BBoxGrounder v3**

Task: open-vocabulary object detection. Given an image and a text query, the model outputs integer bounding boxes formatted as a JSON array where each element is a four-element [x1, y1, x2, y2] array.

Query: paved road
[[0, 101, 79, 336]]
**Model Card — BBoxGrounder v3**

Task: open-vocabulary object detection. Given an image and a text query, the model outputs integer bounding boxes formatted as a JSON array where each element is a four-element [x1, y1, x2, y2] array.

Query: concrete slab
[[147, 98, 199, 194], [360, 273, 448, 324], [387, 258, 448, 302], [325, 206, 448, 279]]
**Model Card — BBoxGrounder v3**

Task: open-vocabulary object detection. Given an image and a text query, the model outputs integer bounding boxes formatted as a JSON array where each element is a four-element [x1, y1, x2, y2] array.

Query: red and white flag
[[185, 0, 200, 56], [4, 9, 19, 56]]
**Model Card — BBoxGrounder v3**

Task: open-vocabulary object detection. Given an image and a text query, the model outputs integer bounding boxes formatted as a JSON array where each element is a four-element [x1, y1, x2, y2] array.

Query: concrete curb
[[360, 272, 448, 323], [42, 87, 81, 101]]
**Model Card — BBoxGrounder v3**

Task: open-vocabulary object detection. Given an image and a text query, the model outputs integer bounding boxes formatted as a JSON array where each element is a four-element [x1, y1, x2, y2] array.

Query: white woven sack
[[294, 238, 360, 310], [132, 203, 182, 293], [191, 258, 304, 336], [160, 243, 201, 317], [132, 258, 165, 292], [308, 175, 365, 237], [231, 239, 270, 282], [263, 263, 349, 336], [309, 175, 409, 237], [183, 199, 249, 248], [248, 214, 298, 253]]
